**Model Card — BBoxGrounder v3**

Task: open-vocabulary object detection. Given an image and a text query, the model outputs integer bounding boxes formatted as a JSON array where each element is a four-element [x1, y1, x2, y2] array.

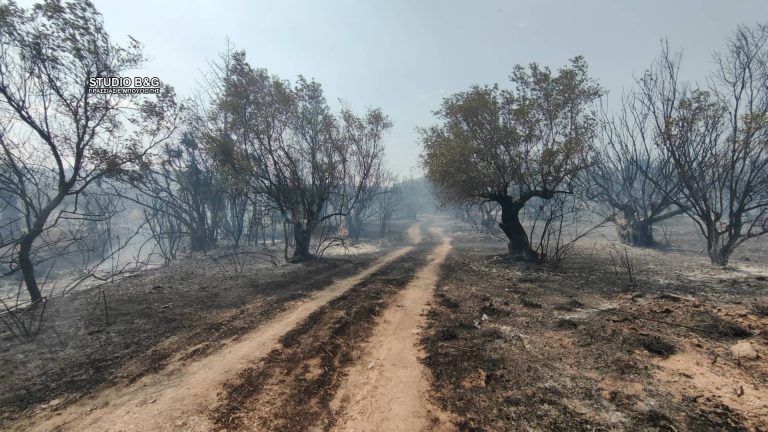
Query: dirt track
[[331, 226, 455, 432], [14, 222, 454, 432]]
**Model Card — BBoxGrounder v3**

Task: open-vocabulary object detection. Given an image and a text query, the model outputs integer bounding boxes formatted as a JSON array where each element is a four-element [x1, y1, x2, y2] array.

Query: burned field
[[3, 217, 767, 432], [422, 229, 768, 431], [0, 248, 383, 425]]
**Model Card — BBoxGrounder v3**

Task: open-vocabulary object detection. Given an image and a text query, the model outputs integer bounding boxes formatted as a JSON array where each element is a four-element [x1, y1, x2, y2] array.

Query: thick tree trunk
[[709, 248, 731, 266], [616, 217, 655, 247], [206, 229, 217, 250], [292, 221, 313, 261], [18, 236, 42, 303], [707, 228, 736, 267], [498, 200, 534, 261], [190, 236, 204, 252], [189, 212, 213, 253], [190, 230, 210, 252]]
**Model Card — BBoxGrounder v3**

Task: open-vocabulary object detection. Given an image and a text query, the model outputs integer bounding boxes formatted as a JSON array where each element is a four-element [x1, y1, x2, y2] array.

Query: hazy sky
[[59, 1, 768, 175]]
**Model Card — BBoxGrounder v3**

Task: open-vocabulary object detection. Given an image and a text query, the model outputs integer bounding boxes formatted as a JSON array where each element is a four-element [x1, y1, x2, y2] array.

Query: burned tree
[[196, 42, 250, 250], [0, 0, 178, 302], [590, 93, 684, 247], [643, 29, 768, 266], [126, 133, 225, 253], [125, 45, 261, 256], [457, 201, 501, 235], [400, 176, 426, 220], [342, 108, 391, 241], [421, 57, 602, 260], [220, 51, 389, 261], [375, 176, 402, 238]]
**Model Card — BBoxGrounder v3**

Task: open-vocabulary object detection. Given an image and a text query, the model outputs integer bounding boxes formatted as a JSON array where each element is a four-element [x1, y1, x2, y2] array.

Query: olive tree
[[421, 57, 602, 260]]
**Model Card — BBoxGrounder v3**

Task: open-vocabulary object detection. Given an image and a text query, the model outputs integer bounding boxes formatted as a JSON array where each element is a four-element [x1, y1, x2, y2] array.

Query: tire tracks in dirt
[[14, 224, 423, 432], [330, 225, 456, 432], [209, 222, 456, 432], [211, 234, 436, 431]]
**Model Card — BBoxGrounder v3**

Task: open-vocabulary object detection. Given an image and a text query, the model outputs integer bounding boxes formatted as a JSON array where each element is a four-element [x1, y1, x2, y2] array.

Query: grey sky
[[85, 1, 768, 175]]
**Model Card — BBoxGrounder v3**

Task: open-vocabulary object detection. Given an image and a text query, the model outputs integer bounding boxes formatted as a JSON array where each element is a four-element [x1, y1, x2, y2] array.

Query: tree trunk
[[247, 212, 257, 246], [707, 228, 736, 267], [498, 200, 534, 261], [616, 217, 655, 247], [292, 221, 313, 261], [18, 236, 42, 303], [347, 210, 363, 241], [14, 193, 65, 303], [190, 231, 209, 252], [709, 248, 731, 266], [480, 206, 499, 234], [378, 203, 391, 238], [379, 213, 388, 238], [232, 221, 241, 249]]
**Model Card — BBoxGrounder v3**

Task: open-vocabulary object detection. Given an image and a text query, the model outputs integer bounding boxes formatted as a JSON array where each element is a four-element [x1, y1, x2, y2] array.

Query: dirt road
[[16, 222, 454, 431], [331, 226, 454, 432]]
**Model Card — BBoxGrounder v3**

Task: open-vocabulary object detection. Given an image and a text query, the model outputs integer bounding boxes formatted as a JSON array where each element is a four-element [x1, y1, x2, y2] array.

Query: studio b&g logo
[[87, 76, 162, 95]]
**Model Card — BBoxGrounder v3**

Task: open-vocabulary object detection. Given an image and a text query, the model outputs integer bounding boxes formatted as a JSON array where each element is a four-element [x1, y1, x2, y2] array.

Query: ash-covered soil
[[422, 225, 768, 431], [0, 245, 385, 424]]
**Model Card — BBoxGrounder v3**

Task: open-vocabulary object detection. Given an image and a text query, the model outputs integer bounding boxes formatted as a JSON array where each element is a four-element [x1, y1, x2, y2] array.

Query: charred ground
[[421, 226, 768, 431], [0, 246, 385, 424], [2, 218, 767, 432]]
